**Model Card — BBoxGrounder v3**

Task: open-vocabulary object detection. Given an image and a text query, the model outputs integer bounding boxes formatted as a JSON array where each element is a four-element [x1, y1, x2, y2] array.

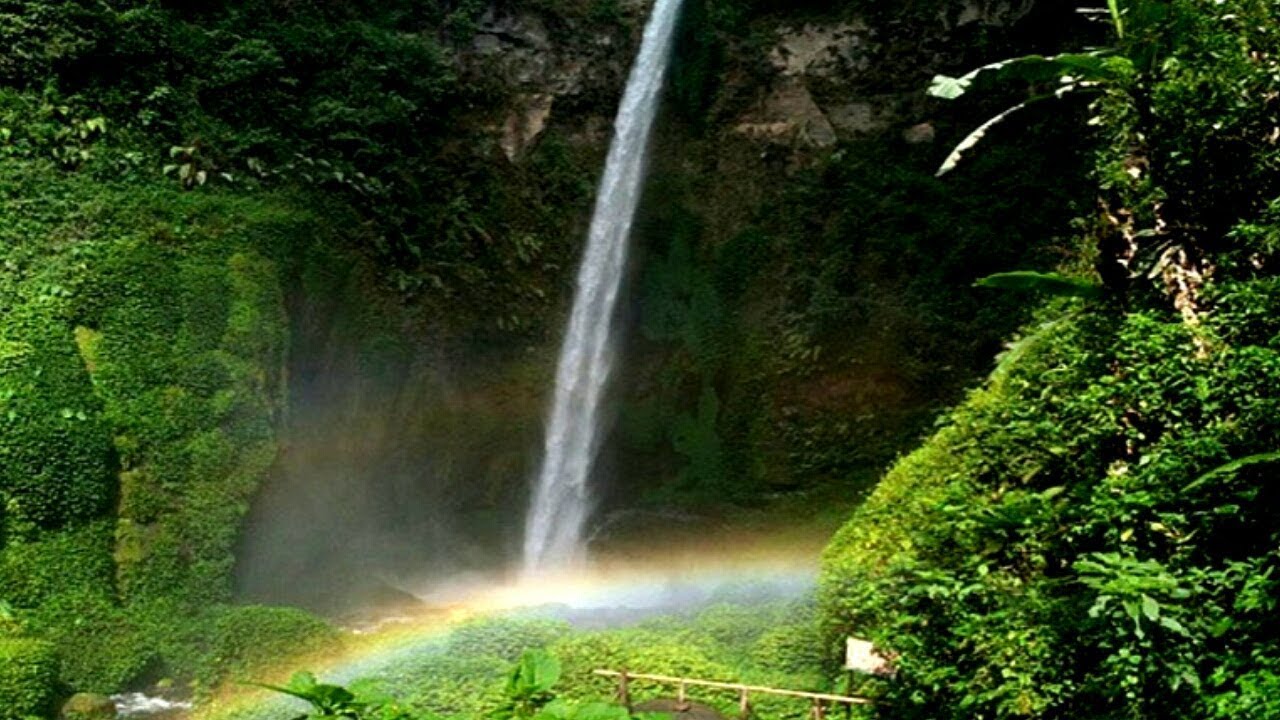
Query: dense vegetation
[[212, 599, 834, 720], [3, 0, 1277, 717], [820, 0, 1280, 717]]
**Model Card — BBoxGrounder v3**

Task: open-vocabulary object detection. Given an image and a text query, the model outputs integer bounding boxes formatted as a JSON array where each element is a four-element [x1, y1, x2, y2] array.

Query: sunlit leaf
[[974, 271, 1105, 299]]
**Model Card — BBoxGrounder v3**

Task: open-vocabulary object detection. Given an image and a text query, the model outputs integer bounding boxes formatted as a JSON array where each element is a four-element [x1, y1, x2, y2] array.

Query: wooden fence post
[[739, 688, 750, 720], [618, 670, 631, 713], [677, 681, 689, 712]]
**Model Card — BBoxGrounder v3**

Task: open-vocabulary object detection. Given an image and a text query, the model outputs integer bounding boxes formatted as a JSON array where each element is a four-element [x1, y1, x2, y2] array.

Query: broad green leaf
[[927, 51, 1113, 102], [1140, 594, 1159, 621], [937, 100, 1030, 175], [1122, 598, 1139, 621], [974, 271, 1105, 299], [928, 74, 969, 100], [1160, 616, 1189, 636], [534, 700, 573, 720]]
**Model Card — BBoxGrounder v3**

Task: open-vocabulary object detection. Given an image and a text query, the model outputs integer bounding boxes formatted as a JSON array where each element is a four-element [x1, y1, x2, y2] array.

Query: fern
[[1184, 451, 1280, 492]]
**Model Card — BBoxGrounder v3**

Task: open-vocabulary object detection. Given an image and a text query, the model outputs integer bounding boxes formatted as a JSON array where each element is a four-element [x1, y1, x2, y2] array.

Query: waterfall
[[523, 0, 684, 575]]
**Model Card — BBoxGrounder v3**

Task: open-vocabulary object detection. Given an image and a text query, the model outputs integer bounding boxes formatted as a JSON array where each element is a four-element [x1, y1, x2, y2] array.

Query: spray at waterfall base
[[197, 533, 826, 720]]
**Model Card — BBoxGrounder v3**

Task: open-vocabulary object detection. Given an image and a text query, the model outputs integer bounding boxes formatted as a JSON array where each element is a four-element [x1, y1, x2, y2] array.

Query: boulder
[[903, 122, 936, 144], [61, 693, 117, 720]]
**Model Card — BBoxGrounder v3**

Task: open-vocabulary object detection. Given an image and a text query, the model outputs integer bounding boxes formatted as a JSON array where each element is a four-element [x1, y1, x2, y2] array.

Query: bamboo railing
[[592, 669, 872, 720]]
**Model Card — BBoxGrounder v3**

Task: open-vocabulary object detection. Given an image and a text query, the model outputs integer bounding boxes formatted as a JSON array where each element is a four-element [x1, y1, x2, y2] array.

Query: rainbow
[[196, 535, 827, 720]]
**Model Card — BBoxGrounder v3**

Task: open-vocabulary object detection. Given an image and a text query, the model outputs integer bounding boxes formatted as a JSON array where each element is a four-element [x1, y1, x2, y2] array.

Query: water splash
[[523, 0, 685, 574], [112, 693, 193, 719]]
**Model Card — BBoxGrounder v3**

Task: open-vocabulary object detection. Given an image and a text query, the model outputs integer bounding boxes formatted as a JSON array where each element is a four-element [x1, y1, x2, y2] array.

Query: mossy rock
[[0, 638, 60, 720], [60, 693, 117, 720]]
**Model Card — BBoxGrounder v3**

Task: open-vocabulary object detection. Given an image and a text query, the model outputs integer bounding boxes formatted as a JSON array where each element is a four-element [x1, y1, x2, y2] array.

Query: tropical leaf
[[928, 51, 1113, 101], [248, 671, 360, 712], [936, 82, 1098, 176], [974, 271, 1105, 299], [936, 99, 1038, 176]]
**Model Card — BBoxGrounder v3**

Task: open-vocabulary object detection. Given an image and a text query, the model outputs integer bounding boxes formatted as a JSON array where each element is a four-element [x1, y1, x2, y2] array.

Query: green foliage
[[257, 651, 665, 720], [819, 2, 1280, 715], [820, 283, 1280, 718], [928, 51, 1129, 175], [390, 654, 510, 717], [0, 161, 342, 693], [446, 618, 573, 663], [0, 0, 607, 329], [974, 271, 1105, 299], [748, 616, 825, 678], [0, 301, 116, 533], [549, 629, 734, 705], [201, 606, 340, 691], [494, 650, 562, 720], [0, 90, 110, 168], [255, 670, 423, 720], [0, 638, 59, 720], [670, 385, 725, 495]]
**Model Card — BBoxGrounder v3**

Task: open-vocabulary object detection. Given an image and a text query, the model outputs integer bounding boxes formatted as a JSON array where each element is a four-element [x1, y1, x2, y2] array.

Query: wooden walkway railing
[[592, 669, 872, 720]]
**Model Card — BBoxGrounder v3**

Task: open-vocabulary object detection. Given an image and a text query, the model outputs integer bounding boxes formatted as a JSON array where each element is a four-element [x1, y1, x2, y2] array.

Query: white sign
[[845, 637, 894, 676]]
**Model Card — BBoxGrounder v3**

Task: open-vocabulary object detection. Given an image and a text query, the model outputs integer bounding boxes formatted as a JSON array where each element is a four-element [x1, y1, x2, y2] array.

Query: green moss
[[0, 160, 333, 692], [0, 302, 116, 534], [59, 693, 118, 720], [0, 638, 60, 720]]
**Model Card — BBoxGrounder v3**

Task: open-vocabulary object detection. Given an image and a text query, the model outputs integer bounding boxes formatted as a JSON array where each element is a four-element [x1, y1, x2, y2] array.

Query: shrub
[[550, 630, 733, 705], [749, 620, 824, 677], [196, 605, 341, 690], [0, 638, 60, 720], [393, 654, 510, 716], [445, 617, 573, 662]]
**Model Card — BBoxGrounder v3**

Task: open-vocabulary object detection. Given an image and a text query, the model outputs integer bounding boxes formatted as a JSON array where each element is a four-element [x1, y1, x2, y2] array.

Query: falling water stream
[[523, 0, 685, 574]]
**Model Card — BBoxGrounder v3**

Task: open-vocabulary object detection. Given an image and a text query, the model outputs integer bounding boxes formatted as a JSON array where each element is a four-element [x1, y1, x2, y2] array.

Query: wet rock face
[[501, 92, 556, 160], [768, 21, 871, 80], [729, 1, 1041, 153], [461, 3, 651, 160], [733, 80, 838, 148], [943, 0, 1037, 29], [458, 0, 1045, 161]]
